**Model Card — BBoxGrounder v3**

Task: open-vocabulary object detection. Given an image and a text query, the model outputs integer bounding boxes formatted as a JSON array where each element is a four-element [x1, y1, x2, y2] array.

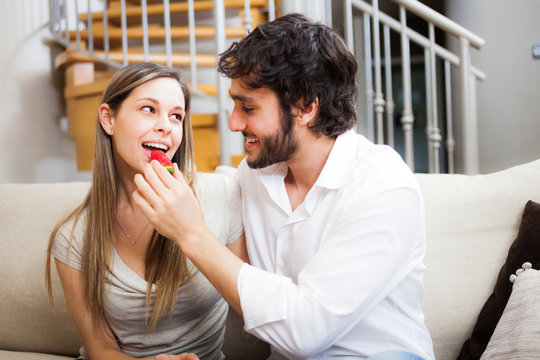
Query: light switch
[[533, 44, 540, 59]]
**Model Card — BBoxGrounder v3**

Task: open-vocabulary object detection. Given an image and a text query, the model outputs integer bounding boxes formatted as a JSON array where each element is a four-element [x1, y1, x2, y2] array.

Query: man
[[134, 13, 434, 360]]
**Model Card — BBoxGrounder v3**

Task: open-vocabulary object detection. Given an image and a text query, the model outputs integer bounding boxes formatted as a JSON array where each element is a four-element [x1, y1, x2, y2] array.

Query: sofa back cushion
[[0, 182, 89, 356], [416, 159, 540, 360], [0, 177, 267, 358]]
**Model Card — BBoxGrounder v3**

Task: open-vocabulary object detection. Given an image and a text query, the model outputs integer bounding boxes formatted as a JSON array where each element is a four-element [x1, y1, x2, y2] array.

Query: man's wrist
[[176, 226, 216, 258]]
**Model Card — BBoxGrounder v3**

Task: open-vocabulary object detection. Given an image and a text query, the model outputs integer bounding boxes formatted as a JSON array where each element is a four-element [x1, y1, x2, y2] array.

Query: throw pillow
[[457, 200, 540, 360], [480, 268, 540, 359]]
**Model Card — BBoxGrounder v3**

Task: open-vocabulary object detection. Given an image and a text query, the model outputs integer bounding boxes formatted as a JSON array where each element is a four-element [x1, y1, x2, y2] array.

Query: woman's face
[[108, 77, 185, 177]]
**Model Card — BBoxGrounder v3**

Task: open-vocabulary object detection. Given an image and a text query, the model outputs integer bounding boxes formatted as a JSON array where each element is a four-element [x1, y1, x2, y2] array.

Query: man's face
[[228, 78, 297, 169]]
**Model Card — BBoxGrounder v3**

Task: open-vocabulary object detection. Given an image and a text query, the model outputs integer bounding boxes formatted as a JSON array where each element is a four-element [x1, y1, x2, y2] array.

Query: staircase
[[49, 0, 484, 174], [49, 0, 276, 172]]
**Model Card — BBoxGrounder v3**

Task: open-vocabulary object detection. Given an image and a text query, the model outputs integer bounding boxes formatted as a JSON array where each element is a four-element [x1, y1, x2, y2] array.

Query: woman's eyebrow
[[137, 97, 159, 104], [137, 97, 184, 111]]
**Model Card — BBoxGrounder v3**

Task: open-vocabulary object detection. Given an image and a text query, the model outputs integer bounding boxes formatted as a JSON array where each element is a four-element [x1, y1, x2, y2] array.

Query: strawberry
[[150, 150, 174, 174]]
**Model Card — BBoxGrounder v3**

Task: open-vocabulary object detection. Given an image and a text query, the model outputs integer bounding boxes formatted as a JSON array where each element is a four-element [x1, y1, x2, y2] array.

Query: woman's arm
[[55, 259, 135, 360]]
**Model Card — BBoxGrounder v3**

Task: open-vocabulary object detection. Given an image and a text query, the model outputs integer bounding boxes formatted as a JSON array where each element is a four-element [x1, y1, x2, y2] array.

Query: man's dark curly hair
[[218, 13, 358, 137]]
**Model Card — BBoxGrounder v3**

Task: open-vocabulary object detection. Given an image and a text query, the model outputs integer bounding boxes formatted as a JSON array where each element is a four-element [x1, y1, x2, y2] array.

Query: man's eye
[[243, 106, 254, 113], [141, 105, 154, 113]]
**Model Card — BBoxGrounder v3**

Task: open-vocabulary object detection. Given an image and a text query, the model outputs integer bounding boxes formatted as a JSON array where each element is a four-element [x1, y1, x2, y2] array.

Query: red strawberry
[[150, 150, 174, 174]]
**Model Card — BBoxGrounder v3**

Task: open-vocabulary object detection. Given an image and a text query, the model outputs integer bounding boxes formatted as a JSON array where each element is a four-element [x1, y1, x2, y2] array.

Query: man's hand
[[134, 160, 245, 315], [133, 161, 207, 248], [155, 353, 199, 360]]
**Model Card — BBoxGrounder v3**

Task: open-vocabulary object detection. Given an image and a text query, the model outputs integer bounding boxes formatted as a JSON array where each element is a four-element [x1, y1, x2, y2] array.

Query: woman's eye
[[171, 113, 183, 122], [141, 105, 154, 113]]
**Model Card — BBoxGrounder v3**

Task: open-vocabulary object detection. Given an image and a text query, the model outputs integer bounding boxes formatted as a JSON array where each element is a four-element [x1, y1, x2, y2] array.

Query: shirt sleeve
[[237, 185, 426, 358], [198, 172, 244, 246], [51, 215, 85, 271], [223, 175, 243, 245]]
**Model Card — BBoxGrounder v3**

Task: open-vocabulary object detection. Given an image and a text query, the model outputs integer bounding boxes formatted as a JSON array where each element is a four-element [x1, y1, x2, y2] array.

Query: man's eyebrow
[[228, 91, 253, 103]]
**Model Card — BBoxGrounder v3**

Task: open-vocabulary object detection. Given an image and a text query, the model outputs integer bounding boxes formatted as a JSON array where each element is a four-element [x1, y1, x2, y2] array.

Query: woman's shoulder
[[195, 172, 243, 244], [195, 172, 240, 205], [51, 209, 87, 269]]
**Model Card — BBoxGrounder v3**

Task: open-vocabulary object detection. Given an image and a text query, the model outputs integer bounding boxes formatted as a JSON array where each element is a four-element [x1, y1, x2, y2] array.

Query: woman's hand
[[155, 353, 200, 360], [133, 161, 208, 248]]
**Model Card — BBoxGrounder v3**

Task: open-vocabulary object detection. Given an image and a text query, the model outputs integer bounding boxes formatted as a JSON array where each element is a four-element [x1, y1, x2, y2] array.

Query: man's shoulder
[[350, 136, 418, 191]]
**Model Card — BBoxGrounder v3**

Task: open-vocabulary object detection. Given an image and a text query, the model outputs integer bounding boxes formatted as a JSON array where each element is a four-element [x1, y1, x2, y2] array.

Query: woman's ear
[[98, 103, 114, 135], [295, 97, 319, 127]]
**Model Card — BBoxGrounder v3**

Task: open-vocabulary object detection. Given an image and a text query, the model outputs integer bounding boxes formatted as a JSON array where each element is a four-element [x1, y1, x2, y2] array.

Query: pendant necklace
[[115, 214, 150, 245]]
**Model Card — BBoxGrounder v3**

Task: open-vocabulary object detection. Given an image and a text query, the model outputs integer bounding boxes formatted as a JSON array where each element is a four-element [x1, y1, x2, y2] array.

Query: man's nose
[[228, 107, 245, 133]]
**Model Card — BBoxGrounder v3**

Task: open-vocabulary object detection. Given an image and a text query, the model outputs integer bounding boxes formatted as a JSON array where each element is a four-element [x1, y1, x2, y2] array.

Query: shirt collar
[[257, 159, 289, 178], [313, 129, 357, 190]]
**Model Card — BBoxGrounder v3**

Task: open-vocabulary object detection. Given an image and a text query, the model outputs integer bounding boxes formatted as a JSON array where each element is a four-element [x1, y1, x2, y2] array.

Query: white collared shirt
[[236, 130, 434, 360]]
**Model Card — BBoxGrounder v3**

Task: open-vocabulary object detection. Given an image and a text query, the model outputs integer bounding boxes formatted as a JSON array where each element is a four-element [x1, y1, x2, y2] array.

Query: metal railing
[[344, 0, 486, 173]]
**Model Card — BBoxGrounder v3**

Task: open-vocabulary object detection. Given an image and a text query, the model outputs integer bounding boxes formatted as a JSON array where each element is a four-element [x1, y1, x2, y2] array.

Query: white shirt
[[236, 130, 434, 360]]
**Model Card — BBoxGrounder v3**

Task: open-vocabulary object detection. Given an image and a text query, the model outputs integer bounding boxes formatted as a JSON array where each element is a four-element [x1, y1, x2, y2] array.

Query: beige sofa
[[1, 159, 540, 360]]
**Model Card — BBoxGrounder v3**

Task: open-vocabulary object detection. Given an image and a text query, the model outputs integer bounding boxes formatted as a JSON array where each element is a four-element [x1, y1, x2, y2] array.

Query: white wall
[[0, 0, 92, 183], [281, 0, 331, 24], [446, 0, 540, 173]]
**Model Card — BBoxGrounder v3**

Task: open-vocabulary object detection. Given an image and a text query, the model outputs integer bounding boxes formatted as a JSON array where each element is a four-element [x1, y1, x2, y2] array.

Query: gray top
[[52, 173, 243, 360]]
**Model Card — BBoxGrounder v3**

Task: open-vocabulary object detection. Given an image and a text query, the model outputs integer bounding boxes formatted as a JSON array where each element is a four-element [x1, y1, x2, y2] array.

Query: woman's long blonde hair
[[46, 62, 197, 331]]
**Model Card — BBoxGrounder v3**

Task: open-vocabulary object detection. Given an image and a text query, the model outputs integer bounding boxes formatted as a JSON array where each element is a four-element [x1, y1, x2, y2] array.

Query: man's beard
[[245, 125, 297, 169]]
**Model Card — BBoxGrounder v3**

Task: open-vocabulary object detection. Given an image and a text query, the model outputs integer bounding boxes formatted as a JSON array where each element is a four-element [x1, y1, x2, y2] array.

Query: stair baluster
[[344, 0, 485, 173]]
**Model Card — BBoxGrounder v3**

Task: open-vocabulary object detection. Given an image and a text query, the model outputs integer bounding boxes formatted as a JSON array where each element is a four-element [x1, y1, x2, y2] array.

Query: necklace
[[115, 214, 150, 245]]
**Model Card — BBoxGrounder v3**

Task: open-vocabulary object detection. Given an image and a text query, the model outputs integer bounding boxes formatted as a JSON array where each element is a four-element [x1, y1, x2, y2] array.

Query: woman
[[45, 62, 248, 360]]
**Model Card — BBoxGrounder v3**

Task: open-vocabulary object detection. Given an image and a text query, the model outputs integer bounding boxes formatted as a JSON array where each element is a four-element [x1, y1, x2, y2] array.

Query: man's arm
[[232, 185, 426, 358], [132, 161, 245, 315]]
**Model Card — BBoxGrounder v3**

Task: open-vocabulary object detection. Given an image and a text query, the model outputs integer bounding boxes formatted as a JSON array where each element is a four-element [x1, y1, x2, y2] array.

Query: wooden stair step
[[62, 65, 218, 99], [188, 83, 218, 96], [55, 48, 216, 70], [125, 0, 162, 4], [192, 113, 217, 127], [96, 50, 217, 66], [69, 24, 246, 42], [64, 78, 111, 99], [80, 0, 268, 24]]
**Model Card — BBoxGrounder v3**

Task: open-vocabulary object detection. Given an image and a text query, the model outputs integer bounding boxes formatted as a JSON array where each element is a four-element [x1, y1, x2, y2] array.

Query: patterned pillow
[[480, 268, 540, 359], [457, 200, 540, 359]]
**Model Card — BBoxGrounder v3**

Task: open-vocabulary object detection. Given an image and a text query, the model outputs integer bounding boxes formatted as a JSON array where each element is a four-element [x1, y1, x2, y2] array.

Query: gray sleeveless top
[[52, 173, 243, 360]]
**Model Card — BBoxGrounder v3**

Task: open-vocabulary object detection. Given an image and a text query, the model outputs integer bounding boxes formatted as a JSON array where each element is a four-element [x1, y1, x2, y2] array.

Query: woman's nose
[[155, 114, 172, 133]]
